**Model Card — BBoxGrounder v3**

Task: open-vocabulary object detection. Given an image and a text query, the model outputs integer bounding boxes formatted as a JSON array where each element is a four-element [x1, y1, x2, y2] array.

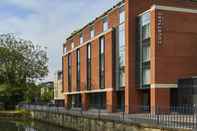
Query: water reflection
[[0, 119, 73, 131]]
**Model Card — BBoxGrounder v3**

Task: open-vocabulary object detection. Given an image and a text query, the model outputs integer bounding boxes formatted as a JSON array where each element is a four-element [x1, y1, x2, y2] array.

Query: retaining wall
[[30, 110, 190, 131]]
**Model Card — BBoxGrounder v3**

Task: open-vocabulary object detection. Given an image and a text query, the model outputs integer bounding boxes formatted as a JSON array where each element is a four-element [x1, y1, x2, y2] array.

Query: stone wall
[[30, 110, 189, 131]]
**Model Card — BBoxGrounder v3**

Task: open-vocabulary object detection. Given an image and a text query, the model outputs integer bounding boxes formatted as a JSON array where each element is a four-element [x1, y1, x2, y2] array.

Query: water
[[0, 119, 74, 131]]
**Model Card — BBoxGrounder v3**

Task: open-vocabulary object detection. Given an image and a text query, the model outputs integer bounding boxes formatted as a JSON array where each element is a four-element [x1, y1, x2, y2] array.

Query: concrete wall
[[30, 110, 188, 131]]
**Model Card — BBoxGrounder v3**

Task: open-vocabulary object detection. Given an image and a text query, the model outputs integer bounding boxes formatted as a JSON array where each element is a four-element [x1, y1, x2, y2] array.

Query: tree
[[40, 88, 53, 103], [24, 83, 41, 103], [0, 34, 48, 109]]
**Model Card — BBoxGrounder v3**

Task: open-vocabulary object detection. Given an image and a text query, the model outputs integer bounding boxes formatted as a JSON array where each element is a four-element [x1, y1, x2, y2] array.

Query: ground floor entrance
[[71, 94, 81, 108], [140, 89, 150, 112], [117, 91, 125, 112], [88, 92, 106, 109]]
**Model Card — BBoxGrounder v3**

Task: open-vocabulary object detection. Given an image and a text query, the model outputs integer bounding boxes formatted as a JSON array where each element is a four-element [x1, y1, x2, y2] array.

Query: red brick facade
[[63, 0, 197, 113]]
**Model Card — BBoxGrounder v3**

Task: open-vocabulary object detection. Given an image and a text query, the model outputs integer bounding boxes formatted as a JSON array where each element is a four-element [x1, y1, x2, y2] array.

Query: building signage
[[157, 13, 164, 46]]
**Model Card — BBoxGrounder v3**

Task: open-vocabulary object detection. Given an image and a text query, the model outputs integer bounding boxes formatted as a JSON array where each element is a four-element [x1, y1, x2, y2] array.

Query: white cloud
[[0, 0, 122, 81]]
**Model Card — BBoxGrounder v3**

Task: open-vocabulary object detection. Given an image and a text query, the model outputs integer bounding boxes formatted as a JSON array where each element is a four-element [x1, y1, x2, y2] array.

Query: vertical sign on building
[[157, 13, 164, 46]]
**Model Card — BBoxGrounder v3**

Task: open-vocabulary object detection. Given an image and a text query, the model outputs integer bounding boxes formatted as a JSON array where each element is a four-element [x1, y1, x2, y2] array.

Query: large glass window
[[138, 12, 151, 88], [76, 49, 80, 91], [87, 43, 91, 90], [68, 54, 72, 92], [103, 16, 108, 32], [99, 36, 105, 89], [118, 6, 125, 88], [119, 23, 125, 67]]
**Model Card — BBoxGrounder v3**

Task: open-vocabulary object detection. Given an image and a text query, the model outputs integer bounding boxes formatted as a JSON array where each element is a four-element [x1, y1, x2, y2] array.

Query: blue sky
[[0, 0, 121, 81]]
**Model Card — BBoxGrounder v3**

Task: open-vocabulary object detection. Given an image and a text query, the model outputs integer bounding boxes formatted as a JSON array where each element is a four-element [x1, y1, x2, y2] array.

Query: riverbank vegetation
[[0, 34, 49, 109]]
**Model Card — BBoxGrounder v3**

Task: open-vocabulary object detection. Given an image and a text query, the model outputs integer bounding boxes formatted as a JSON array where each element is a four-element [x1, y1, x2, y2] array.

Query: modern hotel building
[[63, 0, 197, 113]]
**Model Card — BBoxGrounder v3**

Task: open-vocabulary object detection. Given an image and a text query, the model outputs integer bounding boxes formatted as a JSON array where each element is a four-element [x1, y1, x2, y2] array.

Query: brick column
[[106, 91, 117, 112], [82, 93, 88, 111], [150, 88, 170, 114], [64, 95, 68, 109], [125, 0, 140, 114]]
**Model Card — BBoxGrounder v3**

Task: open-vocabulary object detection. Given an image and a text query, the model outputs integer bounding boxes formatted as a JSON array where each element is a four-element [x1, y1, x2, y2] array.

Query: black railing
[[17, 104, 197, 130]]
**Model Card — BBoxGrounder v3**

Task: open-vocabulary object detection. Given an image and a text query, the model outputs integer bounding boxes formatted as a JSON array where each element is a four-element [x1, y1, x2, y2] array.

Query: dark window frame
[[99, 36, 105, 89], [76, 49, 80, 91], [87, 43, 92, 90], [68, 54, 72, 92]]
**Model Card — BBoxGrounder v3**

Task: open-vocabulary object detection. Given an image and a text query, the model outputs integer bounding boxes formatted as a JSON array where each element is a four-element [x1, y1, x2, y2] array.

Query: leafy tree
[[40, 88, 53, 103], [24, 84, 41, 103], [0, 34, 48, 109]]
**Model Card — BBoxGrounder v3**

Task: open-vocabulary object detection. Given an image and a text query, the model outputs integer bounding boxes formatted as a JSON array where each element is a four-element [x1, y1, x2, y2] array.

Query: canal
[[0, 119, 75, 131]]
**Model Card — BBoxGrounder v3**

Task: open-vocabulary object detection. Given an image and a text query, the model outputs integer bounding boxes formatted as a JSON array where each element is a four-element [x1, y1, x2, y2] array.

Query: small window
[[90, 27, 95, 39], [119, 6, 125, 24], [87, 43, 91, 60], [103, 16, 108, 32], [143, 68, 150, 85], [80, 33, 83, 44], [142, 24, 150, 40], [71, 42, 74, 49], [64, 47, 67, 54], [141, 13, 150, 26], [143, 45, 150, 62], [119, 67, 125, 87]]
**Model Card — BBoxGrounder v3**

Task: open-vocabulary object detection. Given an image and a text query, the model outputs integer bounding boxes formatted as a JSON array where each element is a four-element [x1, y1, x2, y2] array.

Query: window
[[64, 47, 67, 54], [99, 36, 105, 89], [71, 42, 74, 49], [103, 16, 108, 32], [119, 23, 125, 67], [88, 93, 106, 109], [138, 12, 151, 88], [142, 68, 150, 86], [142, 13, 150, 26], [142, 24, 150, 40], [72, 94, 81, 108], [90, 26, 95, 39], [143, 45, 150, 62], [119, 6, 125, 24], [117, 6, 125, 88], [76, 49, 80, 91], [80, 33, 83, 44], [68, 54, 72, 92], [87, 43, 91, 90], [141, 13, 151, 40], [119, 67, 125, 87]]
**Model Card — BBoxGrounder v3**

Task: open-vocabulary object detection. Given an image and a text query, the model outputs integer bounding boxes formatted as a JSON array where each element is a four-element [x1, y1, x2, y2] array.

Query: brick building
[[63, 0, 197, 113]]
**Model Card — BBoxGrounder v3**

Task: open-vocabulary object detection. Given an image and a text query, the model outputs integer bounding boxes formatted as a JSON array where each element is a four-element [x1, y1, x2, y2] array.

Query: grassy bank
[[0, 110, 30, 119]]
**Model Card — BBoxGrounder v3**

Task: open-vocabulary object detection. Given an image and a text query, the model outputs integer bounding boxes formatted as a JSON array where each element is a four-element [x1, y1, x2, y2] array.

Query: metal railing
[[18, 104, 197, 130]]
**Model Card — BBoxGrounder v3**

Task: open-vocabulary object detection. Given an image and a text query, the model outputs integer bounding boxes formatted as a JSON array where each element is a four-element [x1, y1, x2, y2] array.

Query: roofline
[[65, 0, 125, 41]]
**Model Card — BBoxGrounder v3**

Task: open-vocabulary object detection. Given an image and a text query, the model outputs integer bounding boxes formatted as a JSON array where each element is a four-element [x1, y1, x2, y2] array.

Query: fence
[[18, 104, 197, 130]]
